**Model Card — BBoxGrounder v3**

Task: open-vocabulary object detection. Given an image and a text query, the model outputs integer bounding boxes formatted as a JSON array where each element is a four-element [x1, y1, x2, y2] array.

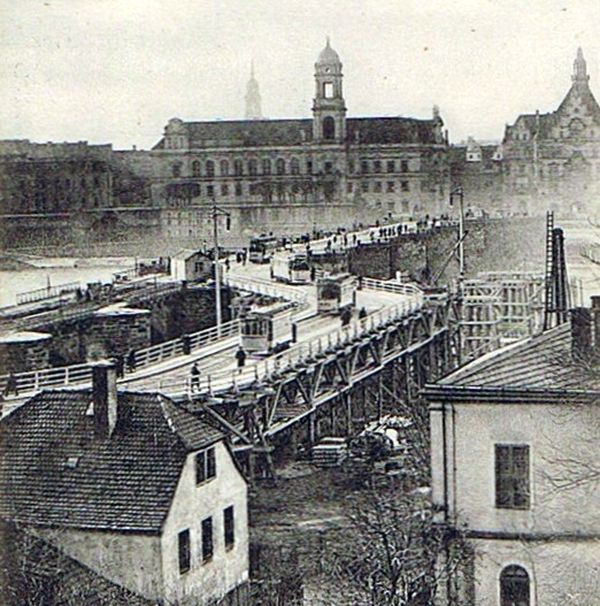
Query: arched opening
[[500, 565, 530, 606], [323, 116, 335, 140]]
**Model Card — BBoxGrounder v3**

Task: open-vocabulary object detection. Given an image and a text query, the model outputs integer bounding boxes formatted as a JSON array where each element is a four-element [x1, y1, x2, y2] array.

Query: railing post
[[34, 371, 40, 392], [64, 367, 70, 385]]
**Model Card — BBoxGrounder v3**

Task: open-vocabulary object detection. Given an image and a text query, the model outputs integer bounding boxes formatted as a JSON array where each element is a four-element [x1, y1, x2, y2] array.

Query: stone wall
[[0, 334, 51, 373]]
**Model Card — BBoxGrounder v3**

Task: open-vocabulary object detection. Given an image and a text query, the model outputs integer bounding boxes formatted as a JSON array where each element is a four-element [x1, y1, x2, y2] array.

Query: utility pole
[[209, 199, 231, 336], [450, 187, 465, 278]]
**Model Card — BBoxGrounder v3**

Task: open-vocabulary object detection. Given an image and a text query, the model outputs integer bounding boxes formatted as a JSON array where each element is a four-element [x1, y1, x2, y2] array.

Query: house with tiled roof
[[501, 48, 600, 216], [424, 298, 600, 605], [0, 361, 249, 606]]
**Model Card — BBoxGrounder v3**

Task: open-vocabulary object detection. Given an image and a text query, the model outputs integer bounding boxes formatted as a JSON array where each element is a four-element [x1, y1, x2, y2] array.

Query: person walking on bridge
[[235, 346, 247, 370], [190, 362, 201, 393]]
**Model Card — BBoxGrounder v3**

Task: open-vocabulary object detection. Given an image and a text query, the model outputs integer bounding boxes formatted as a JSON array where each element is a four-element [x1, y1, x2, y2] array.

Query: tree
[[315, 489, 474, 606]]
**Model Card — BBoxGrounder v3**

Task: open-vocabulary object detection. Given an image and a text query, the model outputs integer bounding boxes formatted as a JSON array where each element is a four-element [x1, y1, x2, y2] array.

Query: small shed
[[170, 249, 212, 282]]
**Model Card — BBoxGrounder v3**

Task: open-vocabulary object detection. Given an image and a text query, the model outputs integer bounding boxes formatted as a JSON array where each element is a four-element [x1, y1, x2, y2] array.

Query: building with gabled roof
[[502, 48, 600, 216], [0, 361, 249, 605], [425, 299, 600, 605]]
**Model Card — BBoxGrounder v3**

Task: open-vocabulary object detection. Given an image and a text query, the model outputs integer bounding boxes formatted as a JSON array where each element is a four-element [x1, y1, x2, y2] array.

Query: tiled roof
[[0, 390, 225, 533], [0, 521, 154, 605], [153, 116, 443, 149], [557, 82, 600, 121], [436, 322, 600, 392]]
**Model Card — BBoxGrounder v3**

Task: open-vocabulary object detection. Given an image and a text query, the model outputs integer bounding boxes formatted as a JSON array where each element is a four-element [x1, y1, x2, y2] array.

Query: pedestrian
[[190, 362, 201, 392], [341, 307, 352, 327], [358, 306, 368, 320], [115, 354, 125, 379], [4, 372, 18, 397], [225, 257, 230, 272], [235, 346, 247, 369], [126, 350, 137, 373]]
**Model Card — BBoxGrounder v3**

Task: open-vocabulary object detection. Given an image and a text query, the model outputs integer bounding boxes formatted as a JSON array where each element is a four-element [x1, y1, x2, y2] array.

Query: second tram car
[[316, 273, 356, 314], [248, 234, 279, 263], [271, 253, 311, 284], [240, 301, 294, 355]]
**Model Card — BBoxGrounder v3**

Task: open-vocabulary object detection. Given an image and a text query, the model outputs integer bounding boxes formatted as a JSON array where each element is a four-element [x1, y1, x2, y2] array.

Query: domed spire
[[317, 37, 341, 65], [572, 47, 589, 84]]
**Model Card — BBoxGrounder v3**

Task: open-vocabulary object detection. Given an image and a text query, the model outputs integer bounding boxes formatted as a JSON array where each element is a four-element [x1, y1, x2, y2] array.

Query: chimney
[[570, 307, 592, 361], [91, 360, 119, 438], [592, 296, 600, 358]]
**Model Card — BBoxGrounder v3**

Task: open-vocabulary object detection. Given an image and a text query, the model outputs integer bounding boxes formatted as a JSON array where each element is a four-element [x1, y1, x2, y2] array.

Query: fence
[[16, 281, 81, 306]]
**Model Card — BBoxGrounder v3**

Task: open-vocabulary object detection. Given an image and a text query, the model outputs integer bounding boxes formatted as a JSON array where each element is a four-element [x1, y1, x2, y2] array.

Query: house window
[[262, 158, 271, 175], [387, 181, 395, 193], [201, 517, 213, 562], [249, 183, 260, 195], [178, 529, 190, 574], [401, 181, 409, 192], [234, 159, 243, 176], [306, 160, 313, 174], [221, 183, 229, 196], [324, 161, 333, 175], [206, 160, 215, 177], [374, 181, 382, 193], [224, 505, 235, 549], [387, 160, 395, 173], [172, 163, 182, 178], [360, 160, 368, 174], [235, 183, 243, 197], [500, 565, 530, 606], [220, 159, 229, 176], [206, 184, 214, 198], [290, 158, 300, 175], [361, 181, 369, 193], [495, 444, 530, 509], [195, 446, 216, 484], [248, 159, 258, 176], [322, 116, 335, 140], [373, 160, 382, 173], [276, 158, 286, 175], [347, 182, 354, 193], [401, 160, 409, 172], [323, 82, 334, 98], [192, 160, 201, 177]]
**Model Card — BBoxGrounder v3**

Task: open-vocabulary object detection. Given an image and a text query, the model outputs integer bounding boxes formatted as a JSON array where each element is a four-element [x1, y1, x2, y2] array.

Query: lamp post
[[209, 199, 231, 336]]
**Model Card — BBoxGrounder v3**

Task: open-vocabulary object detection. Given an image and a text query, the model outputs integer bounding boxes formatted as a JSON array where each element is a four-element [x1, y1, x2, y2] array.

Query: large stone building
[[149, 39, 450, 243], [426, 302, 600, 605]]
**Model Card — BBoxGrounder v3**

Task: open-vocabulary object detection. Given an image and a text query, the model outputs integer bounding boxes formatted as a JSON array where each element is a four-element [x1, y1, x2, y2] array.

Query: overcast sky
[[1, 0, 599, 150]]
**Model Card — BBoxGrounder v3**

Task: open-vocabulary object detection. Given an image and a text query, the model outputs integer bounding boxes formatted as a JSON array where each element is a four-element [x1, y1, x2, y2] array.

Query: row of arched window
[[174, 157, 314, 178]]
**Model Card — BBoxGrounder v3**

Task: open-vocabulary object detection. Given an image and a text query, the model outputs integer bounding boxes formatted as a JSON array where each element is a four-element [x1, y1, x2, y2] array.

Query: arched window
[[290, 158, 300, 175], [500, 565, 530, 606], [234, 159, 243, 176], [262, 158, 271, 175], [172, 163, 181, 178], [276, 158, 286, 175], [220, 159, 229, 176], [192, 160, 201, 177], [248, 159, 258, 176], [206, 160, 215, 177], [323, 116, 335, 140]]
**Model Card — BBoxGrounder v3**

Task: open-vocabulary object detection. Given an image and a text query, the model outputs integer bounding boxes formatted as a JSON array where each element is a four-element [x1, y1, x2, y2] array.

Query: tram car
[[248, 234, 279, 264], [316, 273, 356, 315], [240, 301, 294, 355], [271, 253, 311, 284]]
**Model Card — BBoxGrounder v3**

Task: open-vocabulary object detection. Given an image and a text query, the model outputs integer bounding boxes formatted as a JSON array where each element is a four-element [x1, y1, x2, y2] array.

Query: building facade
[[0, 363, 249, 605], [426, 303, 600, 605]]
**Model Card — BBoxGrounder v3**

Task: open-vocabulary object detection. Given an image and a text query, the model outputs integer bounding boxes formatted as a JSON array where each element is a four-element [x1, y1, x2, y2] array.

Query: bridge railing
[[0, 318, 241, 397], [362, 277, 424, 302], [161, 280, 424, 397], [224, 274, 308, 305], [16, 281, 81, 306]]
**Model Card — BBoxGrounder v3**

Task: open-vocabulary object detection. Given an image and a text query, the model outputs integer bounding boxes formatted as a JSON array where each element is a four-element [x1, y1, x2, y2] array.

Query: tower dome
[[317, 37, 341, 66]]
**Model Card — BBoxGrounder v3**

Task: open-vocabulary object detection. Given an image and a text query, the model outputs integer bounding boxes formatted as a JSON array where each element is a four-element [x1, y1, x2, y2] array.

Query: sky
[[1, 0, 599, 150]]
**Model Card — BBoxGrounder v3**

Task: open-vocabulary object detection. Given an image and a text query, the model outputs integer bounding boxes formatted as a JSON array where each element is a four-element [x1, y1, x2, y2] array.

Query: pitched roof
[[557, 81, 600, 122], [0, 390, 225, 533], [433, 322, 600, 393], [153, 116, 443, 149]]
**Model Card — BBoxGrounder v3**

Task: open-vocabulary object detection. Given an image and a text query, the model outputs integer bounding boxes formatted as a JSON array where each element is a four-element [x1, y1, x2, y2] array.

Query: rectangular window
[[235, 183, 243, 197], [206, 184, 214, 198], [202, 517, 213, 562], [221, 183, 229, 196], [401, 160, 409, 172], [373, 160, 382, 173], [386, 160, 395, 173], [224, 506, 235, 549], [324, 161, 333, 175], [401, 181, 409, 192], [196, 447, 216, 484], [178, 529, 190, 574], [374, 181, 382, 193], [306, 160, 313, 174], [347, 182, 353, 193], [495, 445, 530, 510], [387, 181, 395, 193], [323, 82, 334, 98], [360, 160, 369, 174], [361, 181, 369, 193]]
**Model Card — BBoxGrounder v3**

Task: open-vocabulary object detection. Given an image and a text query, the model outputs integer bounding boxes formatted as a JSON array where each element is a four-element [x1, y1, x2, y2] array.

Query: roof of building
[[153, 116, 443, 150], [0, 390, 226, 533], [171, 248, 206, 261], [318, 38, 341, 65], [431, 322, 600, 395]]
